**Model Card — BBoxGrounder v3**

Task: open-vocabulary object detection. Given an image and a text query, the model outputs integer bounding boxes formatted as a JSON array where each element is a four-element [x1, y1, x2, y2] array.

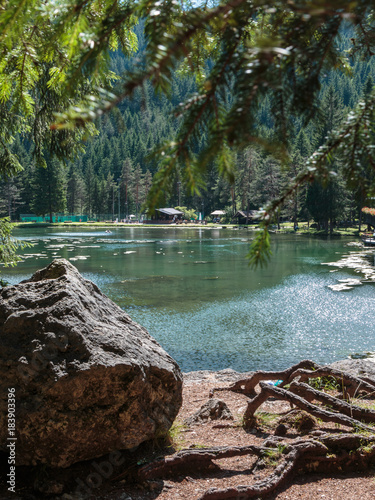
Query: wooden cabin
[[233, 210, 257, 225], [145, 208, 184, 224]]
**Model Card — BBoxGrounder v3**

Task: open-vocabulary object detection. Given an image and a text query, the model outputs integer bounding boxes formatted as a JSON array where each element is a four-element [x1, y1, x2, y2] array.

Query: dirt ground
[[1, 369, 375, 500]]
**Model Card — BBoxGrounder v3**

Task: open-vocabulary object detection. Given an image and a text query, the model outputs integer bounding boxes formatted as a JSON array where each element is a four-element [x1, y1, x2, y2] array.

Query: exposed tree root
[[198, 435, 375, 500], [209, 359, 320, 398], [210, 360, 375, 399], [289, 381, 375, 423], [243, 382, 375, 432], [287, 366, 375, 398], [137, 445, 265, 480], [133, 361, 375, 499], [198, 440, 327, 500]]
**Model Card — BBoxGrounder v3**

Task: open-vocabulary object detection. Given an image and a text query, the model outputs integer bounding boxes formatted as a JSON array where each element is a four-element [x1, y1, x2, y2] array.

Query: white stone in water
[[337, 278, 362, 286], [78, 245, 101, 248], [361, 268, 374, 273], [328, 284, 353, 291], [346, 241, 363, 247], [323, 251, 375, 286]]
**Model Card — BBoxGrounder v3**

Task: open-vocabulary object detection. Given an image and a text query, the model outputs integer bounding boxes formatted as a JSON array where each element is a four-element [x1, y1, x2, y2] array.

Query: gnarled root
[[198, 439, 327, 500], [198, 434, 375, 499], [137, 445, 264, 481], [210, 361, 375, 400], [288, 366, 375, 398], [209, 359, 319, 398], [289, 381, 375, 423], [132, 361, 375, 500], [243, 382, 375, 433]]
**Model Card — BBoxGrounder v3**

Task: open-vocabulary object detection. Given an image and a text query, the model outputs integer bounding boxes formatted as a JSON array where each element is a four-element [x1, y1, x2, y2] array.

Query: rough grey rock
[[183, 368, 254, 385], [185, 398, 233, 425], [0, 259, 182, 467], [329, 358, 375, 381]]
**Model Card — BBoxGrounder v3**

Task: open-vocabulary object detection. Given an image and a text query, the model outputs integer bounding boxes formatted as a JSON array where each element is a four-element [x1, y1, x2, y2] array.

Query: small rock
[[263, 436, 284, 447], [163, 481, 174, 490], [278, 410, 317, 432], [184, 398, 233, 425], [275, 423, 288, 436]]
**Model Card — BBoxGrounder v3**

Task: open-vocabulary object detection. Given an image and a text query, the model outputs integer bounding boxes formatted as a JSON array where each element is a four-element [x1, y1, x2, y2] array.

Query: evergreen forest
[[1, 21, 375, 230]]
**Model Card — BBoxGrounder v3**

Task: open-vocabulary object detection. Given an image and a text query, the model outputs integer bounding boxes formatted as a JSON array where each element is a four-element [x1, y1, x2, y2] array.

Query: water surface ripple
[[5, 227, 375, 372]]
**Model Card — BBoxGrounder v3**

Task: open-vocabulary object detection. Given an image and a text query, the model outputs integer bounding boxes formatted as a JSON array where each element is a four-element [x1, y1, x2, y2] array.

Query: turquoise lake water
[[3, 226, 375, 372]]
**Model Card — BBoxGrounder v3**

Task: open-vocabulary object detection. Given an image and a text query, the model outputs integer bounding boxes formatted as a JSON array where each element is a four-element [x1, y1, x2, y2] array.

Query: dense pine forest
[[2, 22, 375, 228]]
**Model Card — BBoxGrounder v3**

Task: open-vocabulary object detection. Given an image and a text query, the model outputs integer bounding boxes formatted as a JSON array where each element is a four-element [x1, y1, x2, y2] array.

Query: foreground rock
[[0, 259, 182, 467]]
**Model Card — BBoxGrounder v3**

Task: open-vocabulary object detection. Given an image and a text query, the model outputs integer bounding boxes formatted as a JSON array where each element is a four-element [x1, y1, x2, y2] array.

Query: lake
[[3, 226, 375, 372]]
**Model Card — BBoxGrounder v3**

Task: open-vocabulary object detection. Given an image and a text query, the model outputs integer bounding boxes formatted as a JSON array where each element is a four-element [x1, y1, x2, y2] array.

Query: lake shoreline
[[182, 357, 375, 384], [13, 220, 360, 236]]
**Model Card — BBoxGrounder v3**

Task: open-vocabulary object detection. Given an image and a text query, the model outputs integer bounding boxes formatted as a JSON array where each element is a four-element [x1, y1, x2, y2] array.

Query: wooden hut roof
[[156, 208, 184, 215], [234, 210, 257, 218]]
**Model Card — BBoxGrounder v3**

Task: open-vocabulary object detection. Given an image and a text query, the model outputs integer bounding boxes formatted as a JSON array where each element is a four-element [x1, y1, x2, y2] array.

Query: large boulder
[[0, 259, 182, 467]]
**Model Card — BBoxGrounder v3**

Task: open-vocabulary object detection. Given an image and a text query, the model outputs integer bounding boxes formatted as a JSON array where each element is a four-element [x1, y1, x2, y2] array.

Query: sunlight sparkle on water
[[130, 273, 375, 372]]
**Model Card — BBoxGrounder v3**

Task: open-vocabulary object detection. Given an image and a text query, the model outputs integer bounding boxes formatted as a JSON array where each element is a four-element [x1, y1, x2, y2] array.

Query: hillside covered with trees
[[1, 20, 375, 230]]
